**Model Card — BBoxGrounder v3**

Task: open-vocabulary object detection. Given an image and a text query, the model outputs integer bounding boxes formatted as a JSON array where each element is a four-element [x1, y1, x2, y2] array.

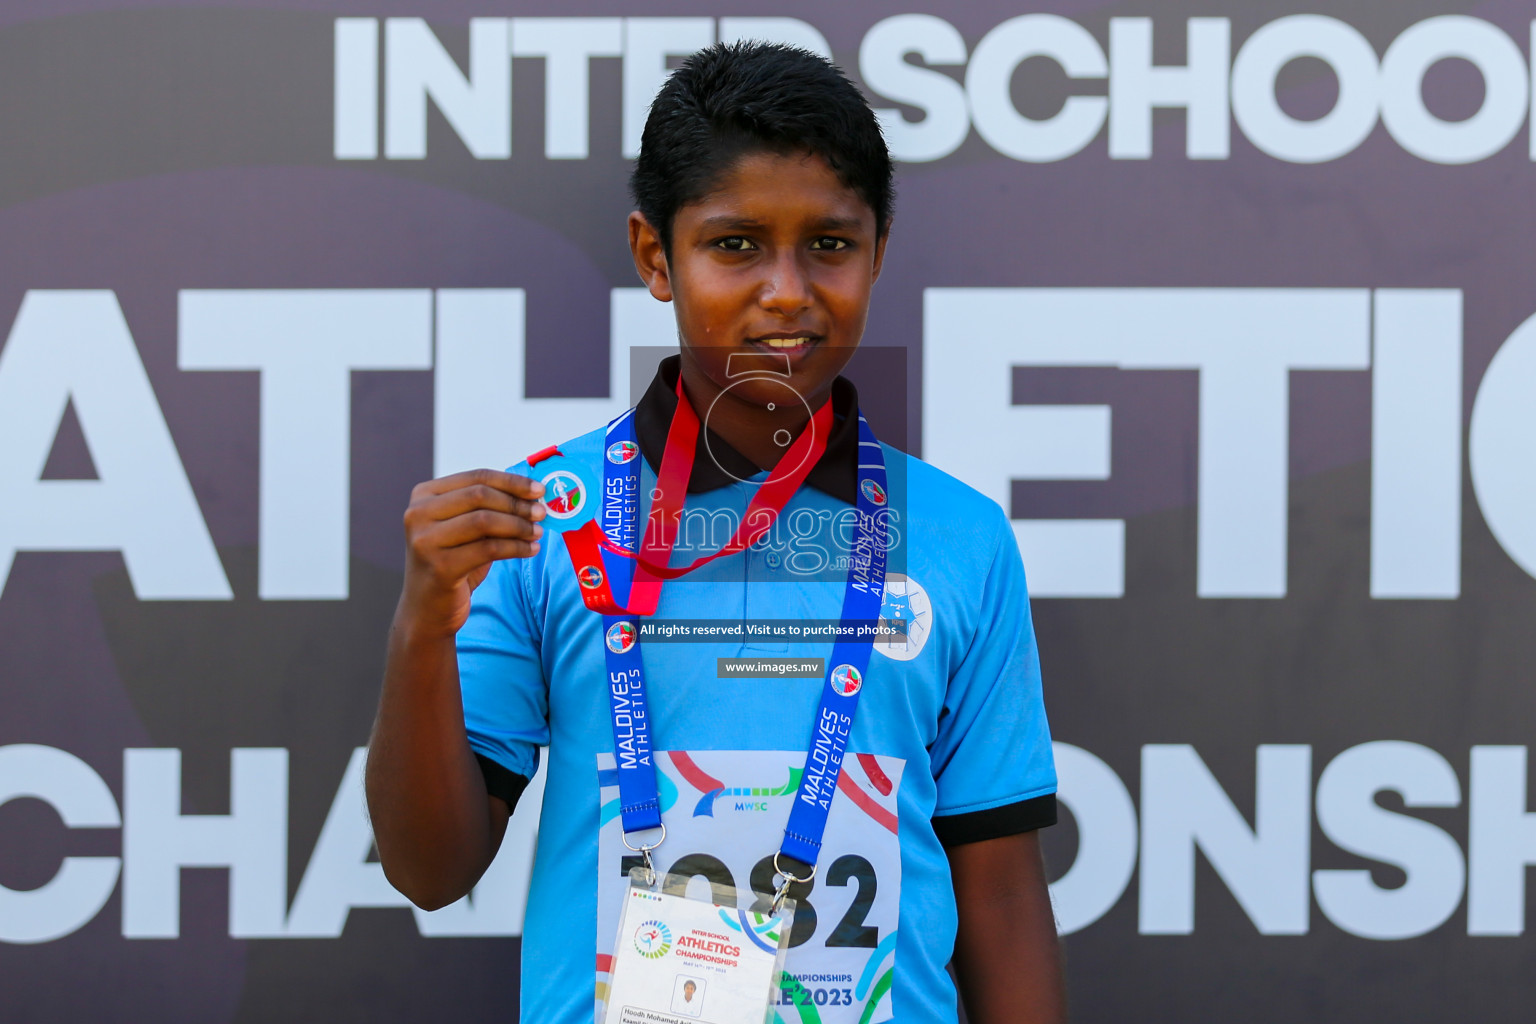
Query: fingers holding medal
[[400, 467, 549, 635]]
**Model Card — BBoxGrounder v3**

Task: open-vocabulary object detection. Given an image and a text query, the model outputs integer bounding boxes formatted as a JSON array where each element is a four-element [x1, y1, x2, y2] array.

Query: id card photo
[[671, 975, 707, 1017]]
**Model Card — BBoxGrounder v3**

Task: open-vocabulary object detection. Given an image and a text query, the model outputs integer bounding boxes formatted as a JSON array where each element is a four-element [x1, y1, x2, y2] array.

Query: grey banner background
[[2, 1, 1534, 1021]]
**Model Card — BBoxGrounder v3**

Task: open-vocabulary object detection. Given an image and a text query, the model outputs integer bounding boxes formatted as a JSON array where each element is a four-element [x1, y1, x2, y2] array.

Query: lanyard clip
[[621, 824, 668, 887], [770, 851, 816, 915]]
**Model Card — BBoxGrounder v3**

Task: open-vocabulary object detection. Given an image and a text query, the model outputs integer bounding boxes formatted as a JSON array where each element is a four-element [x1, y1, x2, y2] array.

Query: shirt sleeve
[[457, 536, 550, 800], [928, 508, 1057, 846]]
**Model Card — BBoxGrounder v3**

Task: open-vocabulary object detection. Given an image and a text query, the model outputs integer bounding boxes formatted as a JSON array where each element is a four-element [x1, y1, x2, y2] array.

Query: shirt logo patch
[[633, 920, 672, 959], [861, 479, 887, 505], [607, 440, 640, 464], [541, 469, 586, 519], [606, 621, 637, 653], [875, 574, 933, 662], [577, 565, 604, 589], [830, 664, 863, 696]]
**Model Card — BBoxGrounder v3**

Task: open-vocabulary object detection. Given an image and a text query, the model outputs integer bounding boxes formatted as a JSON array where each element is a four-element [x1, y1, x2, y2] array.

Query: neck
[[677, 358, 831, 472]]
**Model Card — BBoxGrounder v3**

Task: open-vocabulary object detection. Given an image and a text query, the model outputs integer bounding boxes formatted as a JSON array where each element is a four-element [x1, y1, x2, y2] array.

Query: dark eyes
[[712, 236, 851, 252]]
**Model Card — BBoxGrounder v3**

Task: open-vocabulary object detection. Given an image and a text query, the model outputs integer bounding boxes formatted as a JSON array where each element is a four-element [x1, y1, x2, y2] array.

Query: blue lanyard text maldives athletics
[[579, 397, 889, 874]]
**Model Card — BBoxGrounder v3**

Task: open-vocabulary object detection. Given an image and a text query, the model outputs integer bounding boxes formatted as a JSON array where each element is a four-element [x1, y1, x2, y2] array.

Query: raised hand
[[399, 469, 547, 637]]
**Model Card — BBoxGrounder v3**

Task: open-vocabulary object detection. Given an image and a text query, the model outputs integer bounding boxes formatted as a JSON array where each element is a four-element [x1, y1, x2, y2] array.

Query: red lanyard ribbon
[[565, 377, 832, 616]]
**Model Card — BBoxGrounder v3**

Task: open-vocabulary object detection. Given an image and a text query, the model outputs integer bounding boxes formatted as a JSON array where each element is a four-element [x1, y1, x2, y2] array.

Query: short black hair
[[630, 41, 894, 254]]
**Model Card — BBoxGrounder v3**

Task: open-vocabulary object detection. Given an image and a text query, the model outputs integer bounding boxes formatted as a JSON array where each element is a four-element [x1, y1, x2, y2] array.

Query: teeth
[[760, 338, 809, 348]]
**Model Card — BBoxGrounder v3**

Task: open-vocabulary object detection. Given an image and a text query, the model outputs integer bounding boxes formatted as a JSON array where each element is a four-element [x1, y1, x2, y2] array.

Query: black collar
[[633, 355, 861, 505]]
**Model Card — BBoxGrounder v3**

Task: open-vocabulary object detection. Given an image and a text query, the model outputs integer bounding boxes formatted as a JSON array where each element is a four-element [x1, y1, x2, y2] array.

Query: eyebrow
[[808, 216, 865, 232], [695, 214, 866, 233]]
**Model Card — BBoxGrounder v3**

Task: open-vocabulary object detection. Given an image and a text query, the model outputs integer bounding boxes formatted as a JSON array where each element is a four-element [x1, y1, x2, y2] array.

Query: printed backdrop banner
[[3, 1, 1536, 1021]]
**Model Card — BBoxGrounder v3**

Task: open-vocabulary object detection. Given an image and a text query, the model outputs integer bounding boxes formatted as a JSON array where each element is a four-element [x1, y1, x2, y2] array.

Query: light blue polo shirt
[[458, 412, 1055, 1024]]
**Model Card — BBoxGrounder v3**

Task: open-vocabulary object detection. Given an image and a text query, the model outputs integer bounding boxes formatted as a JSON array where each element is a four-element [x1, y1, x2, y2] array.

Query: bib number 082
[[620, 852, 880, 949]]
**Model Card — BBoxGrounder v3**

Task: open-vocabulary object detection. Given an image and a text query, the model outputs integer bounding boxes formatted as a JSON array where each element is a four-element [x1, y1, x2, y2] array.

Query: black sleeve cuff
[[932, 793, 1057, 848], [475, 754, 531, 812]]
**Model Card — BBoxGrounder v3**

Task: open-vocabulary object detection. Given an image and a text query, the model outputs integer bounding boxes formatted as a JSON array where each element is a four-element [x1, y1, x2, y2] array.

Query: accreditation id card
[[602, 870, 795, 1024]]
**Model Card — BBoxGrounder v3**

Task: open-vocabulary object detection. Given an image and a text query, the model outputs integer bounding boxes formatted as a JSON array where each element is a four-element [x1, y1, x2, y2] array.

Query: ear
[[628, 211, 674, 303], [870, 219, 892, 285]]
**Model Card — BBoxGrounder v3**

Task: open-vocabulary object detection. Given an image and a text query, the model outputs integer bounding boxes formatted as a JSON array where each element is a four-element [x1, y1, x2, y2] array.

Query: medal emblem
[[633, 920, 672, 959], [606, 621, 637, 653], [829, 663, 862, 696], [541, 469, 585, 519], [577, 565, 604, 589], [607, 440, 640, 464], [861, 479, 887, 506]]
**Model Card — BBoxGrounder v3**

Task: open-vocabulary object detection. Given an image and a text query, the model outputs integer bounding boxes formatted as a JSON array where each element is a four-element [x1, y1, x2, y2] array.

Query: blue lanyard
[[597, 406, 889, 874]]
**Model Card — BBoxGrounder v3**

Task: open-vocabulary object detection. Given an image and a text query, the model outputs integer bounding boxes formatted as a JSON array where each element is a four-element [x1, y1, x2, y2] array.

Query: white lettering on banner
[[338, 14, 1536, 166], [333, 18, 379, 159], [1108, 18, 1230, 160], [286, 747, 414, 935], [0, 745, 546, 944], [1313, 742, 1465, 940], [923, 288, 1371, 599], [966, 15, 1107, 163], [287, 748, 542, 937], [0, 291, 231, 602], [1469, 308, 1536, 580], [512, 18, 623, 161], [178, 290, 433, 600], [1379, 16, 1529, 166], [1371, 291, 1463, 599], [6, 742, 1536, 943], [384, 18, 511, 160], [1048, 744, 1137, 936], [434, 288, 534, 477], [122, 748, 290, 938], [6, 287, 1536, 597], [1468, 747, 1536, 936], [858, 15, 970, 164], [433, 288, 672, 478], [1230, 15, 1380, 164], [1138, 745, 1312, 935], [622, 18, 714, 159], [0, 746, 122, 944], [0, 286, 674, 597]]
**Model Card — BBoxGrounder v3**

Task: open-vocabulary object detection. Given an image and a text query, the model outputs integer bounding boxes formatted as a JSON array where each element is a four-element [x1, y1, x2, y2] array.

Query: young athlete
[[367, 42, 1064, 1024]]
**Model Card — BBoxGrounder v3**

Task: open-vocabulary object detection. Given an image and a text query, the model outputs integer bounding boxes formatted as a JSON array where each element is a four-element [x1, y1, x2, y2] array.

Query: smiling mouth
[[747, 334, 820, 355]]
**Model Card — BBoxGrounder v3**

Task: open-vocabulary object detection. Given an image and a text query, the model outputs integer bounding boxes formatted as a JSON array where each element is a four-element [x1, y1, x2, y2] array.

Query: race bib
[[597, 750, 904, 1024]]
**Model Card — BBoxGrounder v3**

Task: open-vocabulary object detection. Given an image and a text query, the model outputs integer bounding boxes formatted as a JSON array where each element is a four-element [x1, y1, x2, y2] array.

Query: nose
[[758, 249, 812, 318]]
